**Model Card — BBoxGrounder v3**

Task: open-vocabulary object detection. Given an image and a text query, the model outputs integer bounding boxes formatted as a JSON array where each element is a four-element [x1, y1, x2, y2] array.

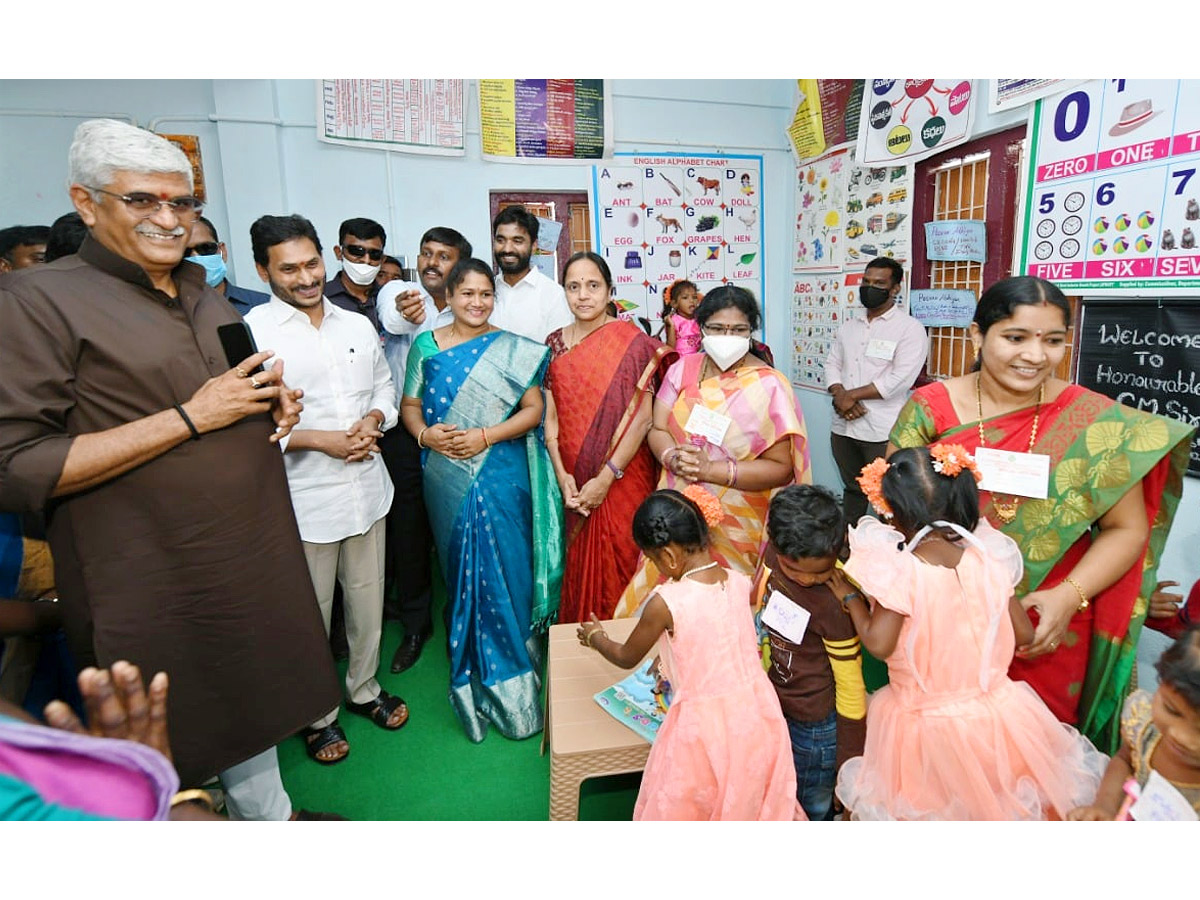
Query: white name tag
[[760, 590, 812, 645], [683, 405, 733, 446], [975, 447, 1050, 499], [1130, 770, 1199, 821], [865, 338, 897, 361]]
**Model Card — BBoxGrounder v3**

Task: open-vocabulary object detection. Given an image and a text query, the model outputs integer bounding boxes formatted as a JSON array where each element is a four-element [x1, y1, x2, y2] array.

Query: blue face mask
[[189, 253, 227, 288]]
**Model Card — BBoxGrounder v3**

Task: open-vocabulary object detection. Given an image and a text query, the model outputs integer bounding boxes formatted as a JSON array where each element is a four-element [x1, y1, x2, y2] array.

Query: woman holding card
[[888, 276, 1193, 752], [613, 286, 810, 618]]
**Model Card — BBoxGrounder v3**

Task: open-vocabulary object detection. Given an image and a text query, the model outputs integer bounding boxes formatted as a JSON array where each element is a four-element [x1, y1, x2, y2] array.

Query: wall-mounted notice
[[910, 289, 977, 327], [924, 219, 987, 262], [989, 79, 1087, 114], [318, 79, 465, 155], [1074, 298, 1200, 476], [593, 153, 763, 325], [1018, 79, 1200, 295], [857, 79, 974, 165], [479, 79, 611, 162]]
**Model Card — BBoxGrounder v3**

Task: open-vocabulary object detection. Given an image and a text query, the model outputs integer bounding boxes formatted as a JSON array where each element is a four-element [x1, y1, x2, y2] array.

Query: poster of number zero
[[593, 153, 764, 326], [1019, 79, 1200, 294]]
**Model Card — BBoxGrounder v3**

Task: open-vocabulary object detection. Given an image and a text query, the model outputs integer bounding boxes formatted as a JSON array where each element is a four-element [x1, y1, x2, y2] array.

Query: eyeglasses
[[87, 187, 204, 219], [185, 241, 220, 257], [702, 324, 752, 337], [342, 244, 384, 262]]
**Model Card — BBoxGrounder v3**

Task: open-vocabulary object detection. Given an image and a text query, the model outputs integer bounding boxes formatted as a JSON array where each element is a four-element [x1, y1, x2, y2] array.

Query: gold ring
[[250, 376, 261, 389], [235, 367, 248, 378]]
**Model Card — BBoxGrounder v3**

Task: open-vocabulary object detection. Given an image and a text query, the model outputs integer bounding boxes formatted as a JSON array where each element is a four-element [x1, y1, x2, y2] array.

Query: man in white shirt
[[245, 214, 408, 766], [373, 226, 473, 673], [487, 205, 573, 343], [825, 257, 929, 523]]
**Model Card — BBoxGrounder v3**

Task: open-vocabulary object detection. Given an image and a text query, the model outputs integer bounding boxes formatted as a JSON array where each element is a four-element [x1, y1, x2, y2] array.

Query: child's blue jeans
[[786, 711, 837, 821]]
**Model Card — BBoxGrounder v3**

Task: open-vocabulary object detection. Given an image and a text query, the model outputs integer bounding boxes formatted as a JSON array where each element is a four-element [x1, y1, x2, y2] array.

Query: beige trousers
[[304, 517, 386, 728]]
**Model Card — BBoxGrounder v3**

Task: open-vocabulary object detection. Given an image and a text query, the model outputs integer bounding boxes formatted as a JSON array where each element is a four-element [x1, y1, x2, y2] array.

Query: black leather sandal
[[345, 690, 409, 730], [301, 721, 350, 764]]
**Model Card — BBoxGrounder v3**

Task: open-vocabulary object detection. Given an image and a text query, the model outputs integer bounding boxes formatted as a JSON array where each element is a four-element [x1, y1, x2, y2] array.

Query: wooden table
[[545, 618, 653, 821]]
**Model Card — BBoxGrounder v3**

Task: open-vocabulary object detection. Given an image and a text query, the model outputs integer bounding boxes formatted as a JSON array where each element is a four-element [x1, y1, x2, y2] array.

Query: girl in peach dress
[[577, 487, 802, 820], [827, 445, 1107, 820]]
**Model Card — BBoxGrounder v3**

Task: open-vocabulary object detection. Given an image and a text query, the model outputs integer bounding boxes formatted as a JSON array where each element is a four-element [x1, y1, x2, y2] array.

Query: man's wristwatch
[[606, 460, 624, 480]]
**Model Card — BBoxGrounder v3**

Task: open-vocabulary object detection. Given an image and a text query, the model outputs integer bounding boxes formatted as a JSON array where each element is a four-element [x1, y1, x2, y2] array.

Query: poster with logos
[[856, 79, 974, 166], [318, 79, 465, 155], [479, 79, 611, 161], [1018, 79, 1200, 294], [593, 153, 764, 325]]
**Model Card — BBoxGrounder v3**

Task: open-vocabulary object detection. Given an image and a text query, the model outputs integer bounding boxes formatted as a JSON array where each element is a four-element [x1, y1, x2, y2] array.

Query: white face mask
[[702, 334, 751, 370], [342, 259, 381, 286]]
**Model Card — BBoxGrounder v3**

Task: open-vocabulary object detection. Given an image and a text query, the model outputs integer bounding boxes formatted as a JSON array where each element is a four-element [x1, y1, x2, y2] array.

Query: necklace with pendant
[[976, 373, 1043, 525]]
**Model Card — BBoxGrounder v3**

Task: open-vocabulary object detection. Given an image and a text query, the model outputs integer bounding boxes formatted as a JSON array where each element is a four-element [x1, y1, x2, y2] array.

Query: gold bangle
[[1063, 576, 1089, 612], [586, 628, 605, 647], [417, 426, 429, 448], [481, 427, 491, 448], [170, 788, 216, 812]]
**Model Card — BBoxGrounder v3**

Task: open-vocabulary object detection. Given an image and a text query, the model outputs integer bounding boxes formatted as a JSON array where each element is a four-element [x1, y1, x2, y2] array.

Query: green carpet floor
[[277, 574, 641, 821]]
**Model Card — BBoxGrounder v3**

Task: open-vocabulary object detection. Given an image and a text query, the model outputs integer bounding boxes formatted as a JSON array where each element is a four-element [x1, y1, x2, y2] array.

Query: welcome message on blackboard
[[1075, 299, 1200, 476]]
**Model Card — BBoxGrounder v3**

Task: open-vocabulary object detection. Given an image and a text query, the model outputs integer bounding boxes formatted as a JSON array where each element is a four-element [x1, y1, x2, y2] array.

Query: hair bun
[[682, 484, 724, 528]]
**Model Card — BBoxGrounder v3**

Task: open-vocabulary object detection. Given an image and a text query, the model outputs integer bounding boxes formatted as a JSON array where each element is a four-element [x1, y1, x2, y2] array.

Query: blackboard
[[1074, 298, 1200, 476]]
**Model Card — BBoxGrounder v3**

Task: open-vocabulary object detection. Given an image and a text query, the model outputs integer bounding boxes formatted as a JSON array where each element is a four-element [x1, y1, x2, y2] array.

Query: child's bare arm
[[828, 569, 904, 658], [1066, 741, 1134, 820], [579, 594, 672, 669], [1009, 594, 1035, 647]]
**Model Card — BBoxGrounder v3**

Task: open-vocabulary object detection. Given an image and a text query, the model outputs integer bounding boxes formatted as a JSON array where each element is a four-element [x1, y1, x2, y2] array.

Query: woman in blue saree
[[401, 258, 563, 742]]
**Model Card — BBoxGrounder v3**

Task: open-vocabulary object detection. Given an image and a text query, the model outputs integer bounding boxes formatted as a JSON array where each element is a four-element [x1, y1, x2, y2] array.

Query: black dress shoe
[[390, 627, 432, 673]]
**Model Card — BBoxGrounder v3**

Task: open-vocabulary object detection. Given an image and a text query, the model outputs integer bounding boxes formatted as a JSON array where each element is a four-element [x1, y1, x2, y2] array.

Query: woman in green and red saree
[[543, 253, 676, 623], [401, 259, 563, 743], [888, 276, 1193, 752]]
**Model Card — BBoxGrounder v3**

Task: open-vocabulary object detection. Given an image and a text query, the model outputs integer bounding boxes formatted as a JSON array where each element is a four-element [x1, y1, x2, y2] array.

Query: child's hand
[[826, 568, 856, 600], [1148, 580, 1182, 619], [577, 614, 606, 649], [1065, 805, 1113, 821]]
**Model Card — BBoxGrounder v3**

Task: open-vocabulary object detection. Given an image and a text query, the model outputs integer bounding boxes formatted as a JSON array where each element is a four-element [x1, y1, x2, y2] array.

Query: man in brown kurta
[[0, 120, 340, 814]]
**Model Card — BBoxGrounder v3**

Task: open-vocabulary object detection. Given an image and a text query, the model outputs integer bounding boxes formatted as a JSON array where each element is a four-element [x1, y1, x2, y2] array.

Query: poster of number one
[[593, 153, 764, 324], [1019, 79, 1200, 294]]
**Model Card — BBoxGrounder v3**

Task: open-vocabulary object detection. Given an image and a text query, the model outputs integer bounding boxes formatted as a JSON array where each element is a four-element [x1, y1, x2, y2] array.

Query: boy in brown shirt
[[752, 485, 866, 820]]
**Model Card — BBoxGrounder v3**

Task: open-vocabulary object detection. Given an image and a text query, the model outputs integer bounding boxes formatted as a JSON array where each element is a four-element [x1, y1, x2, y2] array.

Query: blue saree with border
[[405, 329, 563, 742]]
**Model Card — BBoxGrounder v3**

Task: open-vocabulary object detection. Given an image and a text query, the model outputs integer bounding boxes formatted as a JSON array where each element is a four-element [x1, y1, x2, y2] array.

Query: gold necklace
[[976, 373, 1043, 524]]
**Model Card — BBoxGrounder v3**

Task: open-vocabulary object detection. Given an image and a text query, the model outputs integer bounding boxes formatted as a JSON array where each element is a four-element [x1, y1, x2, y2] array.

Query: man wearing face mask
[[183, 216, 269, 315], [327, 218, 388, 335], [824, 257, 928, 523]]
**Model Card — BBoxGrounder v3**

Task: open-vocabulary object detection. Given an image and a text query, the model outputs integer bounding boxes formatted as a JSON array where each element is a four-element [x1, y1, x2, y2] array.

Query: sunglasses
[[343, 244, 384, 262], [185, 242, 221, 257]]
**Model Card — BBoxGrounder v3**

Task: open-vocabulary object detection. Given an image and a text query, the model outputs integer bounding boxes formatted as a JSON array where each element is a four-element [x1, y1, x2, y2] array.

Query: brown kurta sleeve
[[0, 283, 78, 510]]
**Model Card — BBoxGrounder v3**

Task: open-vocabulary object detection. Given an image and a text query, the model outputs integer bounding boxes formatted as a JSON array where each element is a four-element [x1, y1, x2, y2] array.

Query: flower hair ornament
[[682, 484, 725, 528], [856, 457, 893, 519], [929, 443, 983, 482]]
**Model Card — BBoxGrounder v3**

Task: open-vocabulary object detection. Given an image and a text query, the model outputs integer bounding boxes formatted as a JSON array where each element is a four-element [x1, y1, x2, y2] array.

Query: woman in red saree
[[544, 253, 676, 623], [888, 277, 1193, 752]]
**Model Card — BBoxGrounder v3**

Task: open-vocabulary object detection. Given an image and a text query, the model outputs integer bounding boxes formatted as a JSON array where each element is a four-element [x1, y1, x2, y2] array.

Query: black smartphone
[[217, 322, 265, 375]]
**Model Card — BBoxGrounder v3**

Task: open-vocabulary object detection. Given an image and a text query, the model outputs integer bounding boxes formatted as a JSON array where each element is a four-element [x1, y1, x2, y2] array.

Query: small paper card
[[975, 447, 1050, 499], [1130, 770, 1199, 821], [683, 405, 733, 446], [865, 338, 897, 361], [760, 589, 812, 645]]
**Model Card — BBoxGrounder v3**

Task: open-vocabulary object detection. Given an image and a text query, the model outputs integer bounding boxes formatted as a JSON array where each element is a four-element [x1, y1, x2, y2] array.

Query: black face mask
[[859, 284, 892, 309]]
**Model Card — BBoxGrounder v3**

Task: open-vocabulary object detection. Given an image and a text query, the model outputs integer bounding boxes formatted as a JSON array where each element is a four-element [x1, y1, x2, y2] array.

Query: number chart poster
[[318, 79, 465, 155], [593, 154, 764, 324], [857, 79, 974, 166], [1019, 79, 1200, 294], [479, 79, 611, 161]]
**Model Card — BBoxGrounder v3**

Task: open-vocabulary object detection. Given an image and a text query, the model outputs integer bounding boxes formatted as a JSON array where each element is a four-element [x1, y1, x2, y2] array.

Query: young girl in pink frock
[[578, 487, 802, 820], [827, 444, 1107, 820]]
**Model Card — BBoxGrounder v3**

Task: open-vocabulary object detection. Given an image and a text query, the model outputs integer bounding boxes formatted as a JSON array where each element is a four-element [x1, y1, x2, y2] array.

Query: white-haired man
[[0, 119, 341, 820]]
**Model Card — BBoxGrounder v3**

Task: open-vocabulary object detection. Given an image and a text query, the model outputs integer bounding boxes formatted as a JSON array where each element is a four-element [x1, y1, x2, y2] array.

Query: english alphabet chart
[[593, 153, 764, 325], [1018, 79, 1200, 294]]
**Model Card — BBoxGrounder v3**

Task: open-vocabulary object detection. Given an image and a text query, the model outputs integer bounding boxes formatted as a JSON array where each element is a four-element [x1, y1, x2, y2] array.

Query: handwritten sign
[[909, 288, 977, 327], [924, 219, 987, 262]]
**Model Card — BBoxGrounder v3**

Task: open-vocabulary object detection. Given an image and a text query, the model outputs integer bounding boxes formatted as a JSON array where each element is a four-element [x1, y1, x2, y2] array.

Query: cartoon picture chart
[[843, 147, 914, 269], [794, 146, 849, 272], [791, 274, 848, 390], [1018, 79, 1200, 294], [593, 154, 764, 324], [857, 79, 974, 166]]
